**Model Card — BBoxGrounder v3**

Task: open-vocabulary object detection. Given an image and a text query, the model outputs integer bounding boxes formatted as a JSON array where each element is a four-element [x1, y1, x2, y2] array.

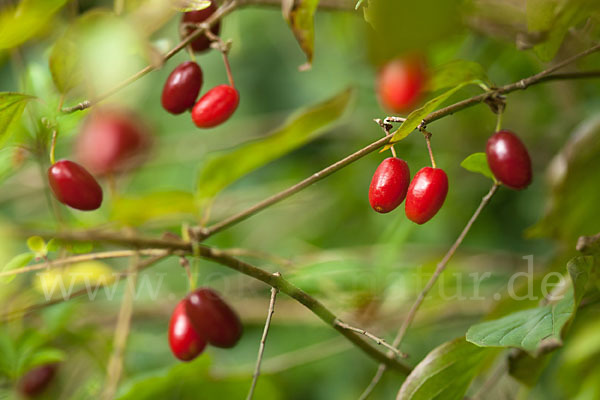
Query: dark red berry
[[369, 157, 410, 213], [48, 160, 103, 211], [75, 109, 151, 176], [377, 57, 426, 113], [184, 288, 242, 348], [168, 300, 207, 361], [191, 85, 239, 128], [18, 364, 57, 398], [181, 2, 220, 53], [405, 167, 448, 224], [162, 61, 203, 114], [486, 130, 532, 190]]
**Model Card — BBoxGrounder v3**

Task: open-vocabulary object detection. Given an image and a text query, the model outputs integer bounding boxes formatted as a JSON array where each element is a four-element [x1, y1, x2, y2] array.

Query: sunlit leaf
[[171, 0, 211, 12], [112, 191, 198, 226], [1, 253, 34, 284], [0, 93, 35, 148], [26, 236, 46, 257], [460, 152, 495, 181], [428, 60, 490, 92], [467, 256, 592, 354], [34, 261, 116, 297], [196, 88, 353, 202], [283, 0, 320, 67], [22, 348, 65, 373], [46, 238, 94, 254], [397, 337, 494, 400]]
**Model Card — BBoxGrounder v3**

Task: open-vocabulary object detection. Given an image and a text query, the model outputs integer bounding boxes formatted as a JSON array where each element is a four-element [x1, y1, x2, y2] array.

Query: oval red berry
[[184, 288, 242, 348], [162, 61, 203, 114], [168, 300, 207, 361], [377, 57, 426, 113], [486, 130, 532, 190], [191, 85, 239, 128], [75, 109, 151, 175], [369, 157, 410, 213], [181, 2, 220, 53], [405, 167, 448, 224], [48, 160, 103, 211], [18, 364, 57, 397]]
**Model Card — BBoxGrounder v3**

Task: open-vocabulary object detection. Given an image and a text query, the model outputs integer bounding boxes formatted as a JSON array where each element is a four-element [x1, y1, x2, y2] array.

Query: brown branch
[[335, 320, 406, 359], [360, 183, 500, 400]]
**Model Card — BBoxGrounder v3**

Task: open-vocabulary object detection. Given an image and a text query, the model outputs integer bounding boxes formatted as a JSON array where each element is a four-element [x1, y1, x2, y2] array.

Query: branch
[[359, 183, 500, 400], [239, 0, 354, 10], [247, 284, 279, 400], [335, 320, 407, 359]]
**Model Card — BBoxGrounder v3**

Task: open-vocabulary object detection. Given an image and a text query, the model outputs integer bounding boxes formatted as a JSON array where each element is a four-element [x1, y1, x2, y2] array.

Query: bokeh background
[[1, 0, 600, 399]]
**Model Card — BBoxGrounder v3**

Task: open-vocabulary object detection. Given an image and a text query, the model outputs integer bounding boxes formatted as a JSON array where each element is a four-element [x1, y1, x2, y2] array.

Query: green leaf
[[460, 152, 495, 181], [0, 93, 35, 148], [26, 236, 46, 256], [526, 0, 558, 33], [466, 256, 593, 355], [428, 60, 490, 92], [387, 83, 473, 146], [283, 0, 320, 67], [46, 238, 93, 254], [1, 253, 34, 284], [397, 337, 494, 400], [171, 0, 211, 12], [22, 348, 65, 373], [196, 88, 353, 202], [112, 191, 198, 226], [0, 0, 68, 49]]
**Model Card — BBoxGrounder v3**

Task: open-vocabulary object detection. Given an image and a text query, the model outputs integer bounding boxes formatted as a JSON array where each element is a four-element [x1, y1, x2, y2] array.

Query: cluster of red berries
[[162, 2, 239, 127], [168, 288, 242, 361]]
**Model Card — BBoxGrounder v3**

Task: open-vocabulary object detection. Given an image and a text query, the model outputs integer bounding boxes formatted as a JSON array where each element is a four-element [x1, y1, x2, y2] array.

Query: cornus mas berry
[[168, 300, 207, 361], [405, 167, 448, 224], [184, 288, 243, 348], [18, 364, 57, 398], [181, 1, 220, 53], [162, 61, 203, 114], [75, 109, 151, 176], [486, 130, 532, 190], [191, 84, 239, 128], [48, 160, 103, 211], [377, 57, 426, 113], [369, 157, 410, 213]]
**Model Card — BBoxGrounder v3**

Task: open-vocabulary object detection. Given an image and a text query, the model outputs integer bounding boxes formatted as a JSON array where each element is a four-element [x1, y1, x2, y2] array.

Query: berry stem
[[423, 131, 436, 168], [49, 129, 58, 165], [222, 52, 235, 87], [180, 257, 196, 291], [495, 110, 503, 132]]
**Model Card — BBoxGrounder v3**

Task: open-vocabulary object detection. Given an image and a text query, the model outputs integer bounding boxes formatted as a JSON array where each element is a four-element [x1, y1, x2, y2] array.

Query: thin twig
[[360, 183, 500, 399], [247, 283, 279, 400], [335, 320, 407, 359]]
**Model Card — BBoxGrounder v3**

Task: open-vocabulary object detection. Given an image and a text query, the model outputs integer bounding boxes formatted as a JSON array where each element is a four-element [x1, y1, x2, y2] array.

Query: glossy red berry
[[184, 288, 242, 348], [48, 160, 103, 211], [18, 364, 57, 397], [369, 157, 410, 213], [486, 130, 532, 190], [162, 61, 203, 114], [377, 57, 426, 113], [181, 2, 220, 53], [191, 85, 239, 128], [405, 167, 448, 224], [168, 300, 207, 361], [75, 109, 151, 176]]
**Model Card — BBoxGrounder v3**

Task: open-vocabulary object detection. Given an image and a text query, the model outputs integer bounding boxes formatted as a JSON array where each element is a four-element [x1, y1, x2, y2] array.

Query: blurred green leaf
[[397, 337, 493, 400], [26, 236, 46, 257], [0, 93, 35, 148], [526, 0, 557, 33], [196, 88, 353, 202], [46, 238, 94, 254], [460, 152, 495, 181], [171, 0, 211, 12], [428, 60, 490, 92], [507, 348, 550, 387], [467, 256, 592, 354], [1, 253, 34, 284], [283, 0, 320, 67], [23, 348, 64, 372], [386, 82, 472, 147], [112, 191, 198, 226], [0, 0, 68, 49]]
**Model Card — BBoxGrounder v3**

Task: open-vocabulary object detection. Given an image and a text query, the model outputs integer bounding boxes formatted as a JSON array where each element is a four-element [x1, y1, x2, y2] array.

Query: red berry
[[168, 300, 207, 361], [377, 57, 426, 113], [18, 364, 57, 397], [48, 160, 103, 211], [181, 2, 221, 53], [486, 130, 532, 190], [191, 85, 239, 128], [405, 167, 448, 224], [184, 288, 242, 348], [75, 109, 151, 176], [369, 157, 410, 213], [162, 61, 203, 114]]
